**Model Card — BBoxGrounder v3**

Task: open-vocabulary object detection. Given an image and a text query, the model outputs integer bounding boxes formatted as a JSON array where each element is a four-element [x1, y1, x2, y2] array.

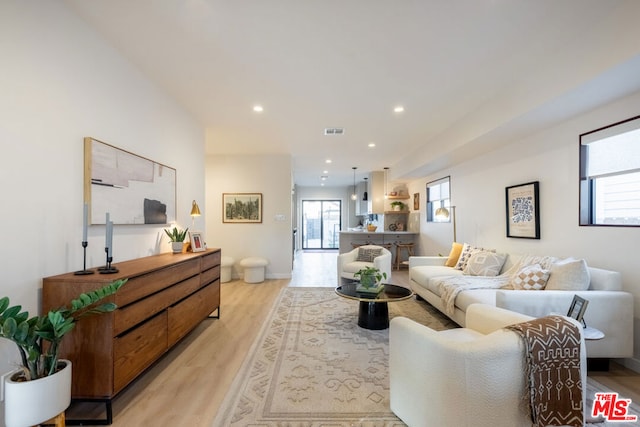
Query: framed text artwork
[[505, 181, 540, 239], [84, 137, 176, 225], [223, 193, 263, 223]]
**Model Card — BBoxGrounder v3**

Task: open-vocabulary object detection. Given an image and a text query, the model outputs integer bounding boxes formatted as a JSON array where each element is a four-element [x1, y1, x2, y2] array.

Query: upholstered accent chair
[[336, 245, 392, 285], [389, 304, 586, 427]]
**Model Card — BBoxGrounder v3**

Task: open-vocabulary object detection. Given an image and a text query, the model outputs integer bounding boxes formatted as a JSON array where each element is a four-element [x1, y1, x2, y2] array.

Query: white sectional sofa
[[409, 252, 633, 359]]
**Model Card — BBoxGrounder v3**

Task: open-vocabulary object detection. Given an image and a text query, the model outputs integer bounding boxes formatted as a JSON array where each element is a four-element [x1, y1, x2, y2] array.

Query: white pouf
[[220, 256, 234, 283], [239, 257, 268, 283]]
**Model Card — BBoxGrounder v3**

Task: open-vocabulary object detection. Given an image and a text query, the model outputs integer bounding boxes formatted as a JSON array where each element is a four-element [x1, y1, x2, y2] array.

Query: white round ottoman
[[239, 257, 268, 283], [220, 256, 234, 283]]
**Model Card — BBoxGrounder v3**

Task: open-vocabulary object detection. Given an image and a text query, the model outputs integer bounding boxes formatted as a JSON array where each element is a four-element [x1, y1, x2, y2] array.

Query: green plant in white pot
[[390, 201, 406, 211], [353, 266, 387, 293], [0, 279, 124, 427], [164, 226, 188, 253]]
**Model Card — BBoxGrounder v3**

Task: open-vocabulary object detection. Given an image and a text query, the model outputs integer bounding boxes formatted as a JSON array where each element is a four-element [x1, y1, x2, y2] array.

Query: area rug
[[212, 287, 638, 426]]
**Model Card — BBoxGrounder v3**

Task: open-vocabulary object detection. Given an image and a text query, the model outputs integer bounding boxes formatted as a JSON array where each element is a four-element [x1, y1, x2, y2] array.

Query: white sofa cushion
[[546, 258, 590, 291]]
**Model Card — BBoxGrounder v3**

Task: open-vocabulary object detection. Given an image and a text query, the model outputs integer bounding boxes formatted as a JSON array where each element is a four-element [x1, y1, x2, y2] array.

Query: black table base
[[358, 301, 389, 330]]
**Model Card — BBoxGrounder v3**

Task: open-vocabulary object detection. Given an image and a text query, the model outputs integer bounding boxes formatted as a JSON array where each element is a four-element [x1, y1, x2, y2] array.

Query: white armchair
[[337, 245, 392, 285], [389, 304, 586, 427]]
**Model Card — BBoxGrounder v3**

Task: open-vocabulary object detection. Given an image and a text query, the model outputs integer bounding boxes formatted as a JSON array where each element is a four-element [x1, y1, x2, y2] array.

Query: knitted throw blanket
[[506, 316, 583, 427]]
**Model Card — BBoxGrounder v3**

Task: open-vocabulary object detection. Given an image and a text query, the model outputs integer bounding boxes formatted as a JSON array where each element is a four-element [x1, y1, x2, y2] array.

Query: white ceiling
[[63, 0, 640, 187]]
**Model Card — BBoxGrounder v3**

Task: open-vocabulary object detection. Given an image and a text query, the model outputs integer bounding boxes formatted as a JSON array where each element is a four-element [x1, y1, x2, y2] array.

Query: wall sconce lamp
[[351, 167, 357, 201], [190, 200, 201, 228], [435, 205, 457, 242]]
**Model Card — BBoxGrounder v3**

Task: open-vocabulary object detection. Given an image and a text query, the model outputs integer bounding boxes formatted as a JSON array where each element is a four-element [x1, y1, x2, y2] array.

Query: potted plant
[[353, 266, 387, 293], [0, 279, 124, 427], [164, 226, 188, 253], [390, 201, 406, 211]]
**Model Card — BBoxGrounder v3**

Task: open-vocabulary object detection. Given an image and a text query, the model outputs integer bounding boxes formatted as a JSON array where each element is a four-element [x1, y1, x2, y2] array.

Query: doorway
[[301, 200, 341, 249]]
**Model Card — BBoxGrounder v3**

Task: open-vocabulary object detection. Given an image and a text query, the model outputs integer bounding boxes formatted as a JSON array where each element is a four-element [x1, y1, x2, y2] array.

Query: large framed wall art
[[505, 181, 540, 239], [84, 137, 176, 225], [223, 193, 262, 223]]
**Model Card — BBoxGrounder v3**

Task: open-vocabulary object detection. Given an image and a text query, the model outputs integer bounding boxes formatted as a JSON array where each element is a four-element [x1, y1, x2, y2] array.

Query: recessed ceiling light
[[368, 143, 376, 148], [394, 106, 405, 113], [323, 170, 329, 174], [325, 159, 332, 164], [253, 105, 264, 113]]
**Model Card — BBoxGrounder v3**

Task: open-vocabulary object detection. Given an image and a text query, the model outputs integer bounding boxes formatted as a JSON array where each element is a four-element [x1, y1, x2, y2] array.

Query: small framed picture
[[567, 295, 589, 325], [189, 231, 206, 252]]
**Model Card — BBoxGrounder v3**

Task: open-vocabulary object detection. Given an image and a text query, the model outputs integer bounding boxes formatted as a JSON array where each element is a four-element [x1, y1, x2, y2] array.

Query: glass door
[[301, 200, 341, 249]]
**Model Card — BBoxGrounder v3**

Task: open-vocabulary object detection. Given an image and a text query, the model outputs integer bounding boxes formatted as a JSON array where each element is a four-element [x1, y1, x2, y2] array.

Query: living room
[[2, 1, 640, 426]]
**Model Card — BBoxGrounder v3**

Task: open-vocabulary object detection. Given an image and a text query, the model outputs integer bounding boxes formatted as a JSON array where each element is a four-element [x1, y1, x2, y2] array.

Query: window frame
[[579, 114, 640, 227], [426, 176, 451, 223]]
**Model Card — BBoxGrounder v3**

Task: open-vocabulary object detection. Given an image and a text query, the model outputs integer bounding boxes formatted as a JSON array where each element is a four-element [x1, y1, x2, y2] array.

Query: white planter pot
[[4, 360, 72, 427], [171, 241, 183, 253]]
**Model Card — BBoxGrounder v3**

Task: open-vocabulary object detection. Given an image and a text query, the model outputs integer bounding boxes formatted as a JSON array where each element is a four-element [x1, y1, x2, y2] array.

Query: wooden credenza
[[42, 249, 221, 405]]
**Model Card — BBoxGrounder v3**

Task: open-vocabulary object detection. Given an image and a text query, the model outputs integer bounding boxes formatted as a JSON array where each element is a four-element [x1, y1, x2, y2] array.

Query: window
[[426, 176, 450, 222], [580, 115, 640, 226]]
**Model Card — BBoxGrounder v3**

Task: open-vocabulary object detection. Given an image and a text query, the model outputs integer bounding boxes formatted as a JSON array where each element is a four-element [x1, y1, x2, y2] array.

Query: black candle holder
[[74, 241, 95, 275], [98, 247, 119, 274]]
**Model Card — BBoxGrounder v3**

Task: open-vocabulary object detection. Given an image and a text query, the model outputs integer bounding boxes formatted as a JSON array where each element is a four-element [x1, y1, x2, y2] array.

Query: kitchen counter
[[339, 231, 417, 254]]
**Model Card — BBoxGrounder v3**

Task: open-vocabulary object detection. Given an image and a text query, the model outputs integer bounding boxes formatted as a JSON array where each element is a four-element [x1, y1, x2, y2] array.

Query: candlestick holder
[[74, 241, 95, 275], [98, 247, 119, 274]]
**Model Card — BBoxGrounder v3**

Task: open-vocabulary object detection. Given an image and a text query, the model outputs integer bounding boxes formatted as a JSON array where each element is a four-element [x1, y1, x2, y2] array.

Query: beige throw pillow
[[455, 243, 493, 271], [545, 258, 590, 291], [511, 264, 550, 290], [463, 251, 507, 276]]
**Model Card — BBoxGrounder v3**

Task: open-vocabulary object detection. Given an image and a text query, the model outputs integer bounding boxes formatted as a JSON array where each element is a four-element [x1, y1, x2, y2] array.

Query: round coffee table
[[335, 283, 413, 330]]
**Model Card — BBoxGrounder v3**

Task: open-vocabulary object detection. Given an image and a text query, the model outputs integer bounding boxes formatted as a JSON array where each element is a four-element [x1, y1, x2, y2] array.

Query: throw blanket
[[436, 275, 510, 316], [506, 315, 583, 427]]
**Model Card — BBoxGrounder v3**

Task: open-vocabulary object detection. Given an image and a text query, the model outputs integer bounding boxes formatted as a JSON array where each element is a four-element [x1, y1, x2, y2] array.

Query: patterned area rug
[[212, 287, 638, 426]]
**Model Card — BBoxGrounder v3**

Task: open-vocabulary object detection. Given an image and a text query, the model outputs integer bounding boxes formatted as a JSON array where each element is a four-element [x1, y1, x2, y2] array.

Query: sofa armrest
[[389, 316, 531, 426], [408, 256, 447, 268], [496, 290, 634, 358], [465, 304, 533, 334]]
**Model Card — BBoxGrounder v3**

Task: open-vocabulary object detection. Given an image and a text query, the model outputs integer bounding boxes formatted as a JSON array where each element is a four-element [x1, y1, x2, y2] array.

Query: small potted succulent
[[164, 226, 188, 253]]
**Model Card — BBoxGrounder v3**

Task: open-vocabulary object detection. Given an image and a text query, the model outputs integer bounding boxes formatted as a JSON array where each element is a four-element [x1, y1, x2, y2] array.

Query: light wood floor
[[68, 250, 639, 426]]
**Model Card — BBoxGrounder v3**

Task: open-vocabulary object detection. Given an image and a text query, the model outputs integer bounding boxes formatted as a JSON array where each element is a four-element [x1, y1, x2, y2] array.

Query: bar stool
[[394, 242, 415, 270]]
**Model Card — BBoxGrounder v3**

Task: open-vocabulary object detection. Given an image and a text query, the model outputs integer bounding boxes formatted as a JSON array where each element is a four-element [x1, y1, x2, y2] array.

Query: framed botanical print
[[223, 193, 263, 223]]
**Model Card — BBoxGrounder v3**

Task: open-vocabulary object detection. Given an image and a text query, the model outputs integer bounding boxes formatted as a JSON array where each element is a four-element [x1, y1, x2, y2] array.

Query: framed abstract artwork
[[223, 193, 263, 223], [84, 137, 176, 225], [505, 181, 540, 239]]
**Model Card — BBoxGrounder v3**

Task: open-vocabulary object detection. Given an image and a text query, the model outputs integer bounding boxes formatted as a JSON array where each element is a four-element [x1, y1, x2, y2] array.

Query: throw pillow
[[463, 251, 507, 276], [444, 242, 464, 267], [545, 258, 590, 291], [356, 247, 382, 263], [454, 243, 493, 271], [511, 264, 551, 290]]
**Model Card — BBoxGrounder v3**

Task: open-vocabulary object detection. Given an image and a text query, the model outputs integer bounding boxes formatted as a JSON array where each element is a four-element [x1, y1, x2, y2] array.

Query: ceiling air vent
[[324, 127, 345, 136]]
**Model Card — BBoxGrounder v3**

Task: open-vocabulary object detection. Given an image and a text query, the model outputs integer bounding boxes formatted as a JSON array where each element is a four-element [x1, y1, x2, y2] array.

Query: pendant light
[[384, 167, 389, 199], [351, 167, 357, 201]]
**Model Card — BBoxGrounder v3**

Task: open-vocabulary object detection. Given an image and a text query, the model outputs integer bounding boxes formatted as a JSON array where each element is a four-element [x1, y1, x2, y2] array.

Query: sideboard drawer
[[116, 258, 201, 307], [167, 282, 219, 347], [113, 312, 168, 394], [114, 275, 202, 336]]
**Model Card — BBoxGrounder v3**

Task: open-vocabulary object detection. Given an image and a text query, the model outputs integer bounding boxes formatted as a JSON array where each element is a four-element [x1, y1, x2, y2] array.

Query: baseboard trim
[[620, 356, 640, 373]]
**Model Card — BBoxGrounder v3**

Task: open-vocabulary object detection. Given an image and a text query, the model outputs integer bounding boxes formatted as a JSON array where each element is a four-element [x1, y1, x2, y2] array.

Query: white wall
[[0, 3, 205, 414], [205, 154, 293, 279], [408, 89, 640, 368]]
